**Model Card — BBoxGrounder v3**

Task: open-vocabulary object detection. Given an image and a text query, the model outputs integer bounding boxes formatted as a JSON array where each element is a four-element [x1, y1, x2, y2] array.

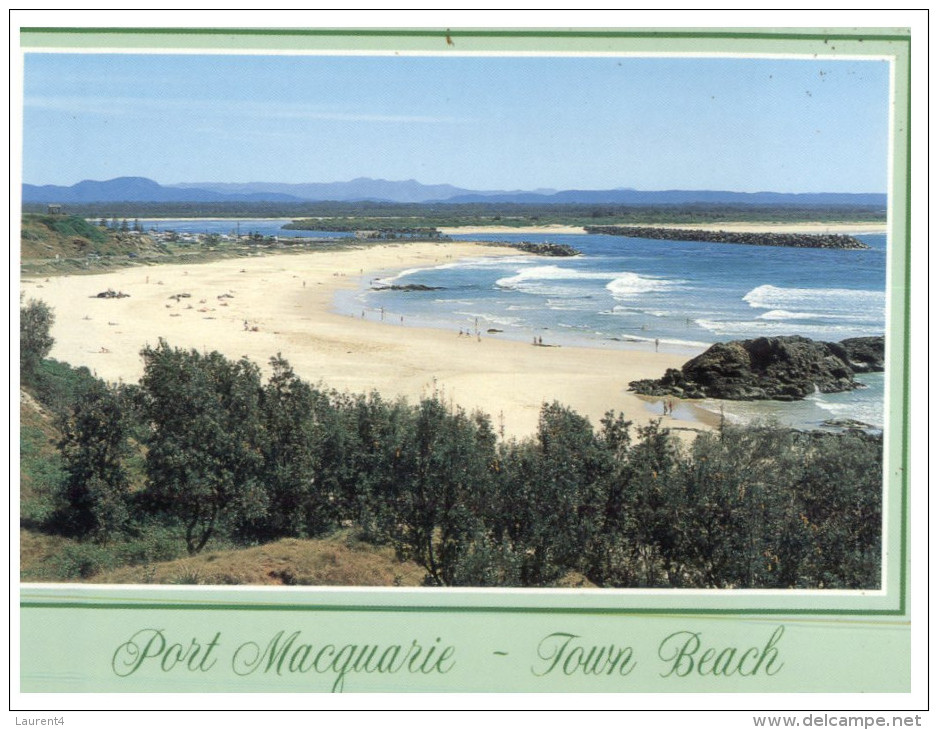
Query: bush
[[52, 542, 118, 579], [20, 299, 55, 384], [29, 359, 98, 415], [57, 380, 134, 543]]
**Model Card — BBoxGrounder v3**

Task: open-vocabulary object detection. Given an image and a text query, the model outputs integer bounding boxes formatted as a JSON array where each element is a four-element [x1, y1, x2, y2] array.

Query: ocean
[[139, 220, 888, 432], [138, 218, 356, 240], [348, 231, 888, 432]]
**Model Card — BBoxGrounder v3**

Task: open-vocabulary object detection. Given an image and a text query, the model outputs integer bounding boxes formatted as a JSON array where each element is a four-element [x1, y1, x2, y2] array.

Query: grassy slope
[[19, 214, 178, 278], [87, 534, 428, 587], [19, 393, 63, 527], [20, 214, 156, 259]]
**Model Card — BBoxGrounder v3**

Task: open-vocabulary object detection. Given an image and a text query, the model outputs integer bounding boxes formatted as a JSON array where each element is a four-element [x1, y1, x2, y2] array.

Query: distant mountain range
[[22, 176, 887, 207], [22, 177, 303, 204]]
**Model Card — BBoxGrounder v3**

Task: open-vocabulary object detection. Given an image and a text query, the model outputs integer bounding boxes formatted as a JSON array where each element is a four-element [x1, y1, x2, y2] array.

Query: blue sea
[[350, 231, 888, 432], [140, 220, 888, 432], [138, 218, 356, 240]]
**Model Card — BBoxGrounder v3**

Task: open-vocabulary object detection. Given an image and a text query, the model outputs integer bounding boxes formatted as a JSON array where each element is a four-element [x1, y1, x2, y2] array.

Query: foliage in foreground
[[20, 303, 882, 588]]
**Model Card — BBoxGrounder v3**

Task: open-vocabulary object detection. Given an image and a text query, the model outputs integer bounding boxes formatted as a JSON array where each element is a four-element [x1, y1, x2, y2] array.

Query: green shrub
[[20, 299, 55, 385], [52, 542, 117, 579]]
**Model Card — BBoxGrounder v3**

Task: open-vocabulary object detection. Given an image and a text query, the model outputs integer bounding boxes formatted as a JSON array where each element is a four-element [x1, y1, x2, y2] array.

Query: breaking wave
[[743, 284, 884, 318], [495, 265, 682, 302]]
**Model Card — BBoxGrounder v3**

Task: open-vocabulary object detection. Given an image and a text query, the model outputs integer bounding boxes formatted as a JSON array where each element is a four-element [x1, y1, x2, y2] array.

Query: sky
[[21, 52, 891, 193]]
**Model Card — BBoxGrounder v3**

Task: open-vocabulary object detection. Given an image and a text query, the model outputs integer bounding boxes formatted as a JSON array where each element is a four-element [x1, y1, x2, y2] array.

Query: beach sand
[[21, 241, 703, 439], [438, 222, 887, 236]]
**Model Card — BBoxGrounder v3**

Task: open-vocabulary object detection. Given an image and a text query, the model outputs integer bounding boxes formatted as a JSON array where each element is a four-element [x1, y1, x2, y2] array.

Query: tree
[[20, 299, 55, 383], [58, 380, 131, 542], [256, 355, 333, 539], [490, 402, 613, 586], [582, 411, 636, 586], [139, 340, 267, 554], [791, 430, 882, 588], [381, 397, 497, 586], [670, 427, 774, 588], [618, 419, 683, 586]]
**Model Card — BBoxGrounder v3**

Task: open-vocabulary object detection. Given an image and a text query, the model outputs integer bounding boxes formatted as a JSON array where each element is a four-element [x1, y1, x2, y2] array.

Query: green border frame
[[17, 26, 912, 619]]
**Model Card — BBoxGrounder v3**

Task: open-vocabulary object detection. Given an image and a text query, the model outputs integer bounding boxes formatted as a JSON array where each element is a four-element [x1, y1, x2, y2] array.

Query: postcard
[[11, 12, 925, 710]]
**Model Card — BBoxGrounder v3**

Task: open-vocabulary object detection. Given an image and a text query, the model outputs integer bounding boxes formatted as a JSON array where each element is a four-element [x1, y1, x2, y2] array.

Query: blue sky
[[21, 53, 891, 193]]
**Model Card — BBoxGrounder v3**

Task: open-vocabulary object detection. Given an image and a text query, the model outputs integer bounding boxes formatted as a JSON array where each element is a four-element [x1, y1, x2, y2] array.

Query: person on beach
[[655, 338, 660, 352]]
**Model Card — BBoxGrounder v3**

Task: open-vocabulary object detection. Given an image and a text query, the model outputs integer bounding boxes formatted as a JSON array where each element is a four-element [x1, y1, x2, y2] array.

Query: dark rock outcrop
[[371, 283, 444, 292], [630, 335, 884, 401], [838, 336, 886, 373], [93, 288, 129, 299]]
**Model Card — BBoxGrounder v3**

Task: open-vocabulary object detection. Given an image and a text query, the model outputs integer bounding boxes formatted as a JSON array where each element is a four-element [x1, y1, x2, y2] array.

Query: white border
[[8, 9, 927, 715]]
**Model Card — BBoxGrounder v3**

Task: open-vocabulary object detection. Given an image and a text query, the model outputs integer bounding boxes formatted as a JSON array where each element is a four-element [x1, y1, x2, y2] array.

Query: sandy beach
[[21, 241, 701, 439], [438, 222, 888, 236]]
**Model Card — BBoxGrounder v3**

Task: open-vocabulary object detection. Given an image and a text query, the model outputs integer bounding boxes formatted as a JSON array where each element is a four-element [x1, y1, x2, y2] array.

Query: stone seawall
[[585, 225, 870, 249]]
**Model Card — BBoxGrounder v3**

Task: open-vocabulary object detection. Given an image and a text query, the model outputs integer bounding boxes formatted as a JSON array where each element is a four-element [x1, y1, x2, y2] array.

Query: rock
[[371, 284, 444, 292], [629, 335, 884, 401], [822, 418, 876, 430], [838, 336, 886, 373], [93, 288, 129, 299], [483, 241, 581, 256]]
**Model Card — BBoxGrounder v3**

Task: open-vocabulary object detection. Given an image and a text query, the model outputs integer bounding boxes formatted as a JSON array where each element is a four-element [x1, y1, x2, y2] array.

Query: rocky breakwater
[[630, 335, 885, 401], [584, 225, 870, 250], [484, 241, 581, 257]]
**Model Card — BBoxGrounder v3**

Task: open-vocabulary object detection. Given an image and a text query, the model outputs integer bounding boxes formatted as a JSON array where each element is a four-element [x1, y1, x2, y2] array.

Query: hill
[[23, 176, 888, 207], [20, 213, 166, 261], [444, 188, 887, 206], [23, 176, 304, 204]]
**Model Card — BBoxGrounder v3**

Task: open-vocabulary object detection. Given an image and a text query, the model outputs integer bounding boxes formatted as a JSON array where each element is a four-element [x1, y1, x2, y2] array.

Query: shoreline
[[439, 222, 887, 236], [127, 219, 886, 236], [21, 241, 702, 439]]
